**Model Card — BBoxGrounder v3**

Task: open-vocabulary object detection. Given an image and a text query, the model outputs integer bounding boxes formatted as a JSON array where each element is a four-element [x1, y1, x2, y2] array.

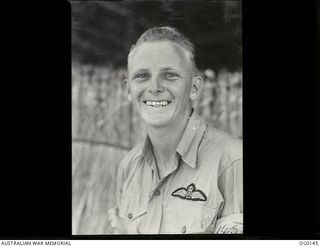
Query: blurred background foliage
[[71, 0, 242, 234], [72, 0, 242, 71]]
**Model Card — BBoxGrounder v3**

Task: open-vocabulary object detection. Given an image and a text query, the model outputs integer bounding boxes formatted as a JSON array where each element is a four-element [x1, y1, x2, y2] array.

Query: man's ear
[[190, 76, 204, 101], [122, 79, 132, 101]]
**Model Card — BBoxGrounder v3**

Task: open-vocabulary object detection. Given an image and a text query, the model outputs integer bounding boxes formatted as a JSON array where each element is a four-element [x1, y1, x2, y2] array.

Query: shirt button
[[128, 213, 132, 219], [154, 189, 161, 196], [181, 226, 186, 233]]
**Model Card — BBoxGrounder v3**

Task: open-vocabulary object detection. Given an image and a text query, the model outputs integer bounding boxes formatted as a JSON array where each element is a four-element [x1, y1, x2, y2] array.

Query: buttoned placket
[[144, 154, 182, 233], [149, 153, 182, 198]]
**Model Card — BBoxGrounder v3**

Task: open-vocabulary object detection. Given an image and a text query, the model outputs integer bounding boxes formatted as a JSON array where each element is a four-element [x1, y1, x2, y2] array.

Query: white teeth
[[145, 100, 170, 107]]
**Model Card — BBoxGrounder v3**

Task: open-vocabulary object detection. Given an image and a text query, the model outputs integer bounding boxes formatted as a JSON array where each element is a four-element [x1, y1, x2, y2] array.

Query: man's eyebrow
[[160, 67, 180, 71]]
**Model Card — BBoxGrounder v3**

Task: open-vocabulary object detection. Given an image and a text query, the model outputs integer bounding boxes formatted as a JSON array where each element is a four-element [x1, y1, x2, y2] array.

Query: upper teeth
[[145, 101, 169, 106]]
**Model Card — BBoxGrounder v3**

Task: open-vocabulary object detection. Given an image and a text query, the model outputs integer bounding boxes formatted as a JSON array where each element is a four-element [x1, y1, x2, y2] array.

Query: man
[[108, 26, 242, 234]]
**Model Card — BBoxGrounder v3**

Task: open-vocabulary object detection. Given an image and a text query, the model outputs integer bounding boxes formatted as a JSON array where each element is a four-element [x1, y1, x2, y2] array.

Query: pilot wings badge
[[171, 183, 207, 201]]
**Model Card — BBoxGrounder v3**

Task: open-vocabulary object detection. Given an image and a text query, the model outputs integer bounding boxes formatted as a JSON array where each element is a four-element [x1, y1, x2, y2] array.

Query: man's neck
[[146, 107, 192, 176]]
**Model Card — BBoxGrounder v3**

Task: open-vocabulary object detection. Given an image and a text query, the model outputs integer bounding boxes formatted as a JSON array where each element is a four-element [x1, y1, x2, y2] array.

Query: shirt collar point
[[179, 154, 197, 169]]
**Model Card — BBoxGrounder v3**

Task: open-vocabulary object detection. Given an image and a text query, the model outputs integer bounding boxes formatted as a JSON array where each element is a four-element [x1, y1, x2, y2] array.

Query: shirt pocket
[[163, 198, 217, 234], [118, 191, 148, 234]]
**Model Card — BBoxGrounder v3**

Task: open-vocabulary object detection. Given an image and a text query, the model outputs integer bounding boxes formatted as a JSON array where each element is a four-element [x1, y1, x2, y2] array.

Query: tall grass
[[72, 65, 242, 234]]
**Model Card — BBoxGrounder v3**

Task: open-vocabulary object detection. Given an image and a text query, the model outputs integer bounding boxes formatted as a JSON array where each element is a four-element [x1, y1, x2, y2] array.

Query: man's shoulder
[[202, 125, 242, 162], [118, 140, 145, 170]]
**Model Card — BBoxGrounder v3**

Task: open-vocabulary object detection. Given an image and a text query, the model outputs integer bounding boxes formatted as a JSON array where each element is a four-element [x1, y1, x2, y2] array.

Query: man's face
[[127, 41, 194, 128]]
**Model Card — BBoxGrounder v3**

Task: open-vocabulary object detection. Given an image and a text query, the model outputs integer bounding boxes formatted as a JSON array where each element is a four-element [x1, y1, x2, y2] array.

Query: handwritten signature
[[215, 224, 241, 234]]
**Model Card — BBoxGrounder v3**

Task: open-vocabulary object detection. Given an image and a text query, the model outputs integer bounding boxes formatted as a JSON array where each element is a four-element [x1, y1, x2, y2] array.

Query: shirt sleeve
[[214, 158, 243, 234]]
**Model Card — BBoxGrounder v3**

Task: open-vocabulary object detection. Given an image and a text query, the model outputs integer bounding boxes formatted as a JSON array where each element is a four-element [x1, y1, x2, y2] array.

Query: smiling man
[[108, 26, 243, 234]]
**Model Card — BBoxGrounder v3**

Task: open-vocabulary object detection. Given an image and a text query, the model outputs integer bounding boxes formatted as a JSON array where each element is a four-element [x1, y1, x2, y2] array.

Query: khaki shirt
[[108, 110, 243, 234]]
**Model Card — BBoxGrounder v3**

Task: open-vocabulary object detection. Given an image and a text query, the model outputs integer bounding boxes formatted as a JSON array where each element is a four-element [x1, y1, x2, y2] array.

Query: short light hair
[[128, 26, 196, 68]]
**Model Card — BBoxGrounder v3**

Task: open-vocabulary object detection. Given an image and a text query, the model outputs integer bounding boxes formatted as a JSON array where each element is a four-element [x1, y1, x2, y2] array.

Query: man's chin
[[141, 115, 172, 129]]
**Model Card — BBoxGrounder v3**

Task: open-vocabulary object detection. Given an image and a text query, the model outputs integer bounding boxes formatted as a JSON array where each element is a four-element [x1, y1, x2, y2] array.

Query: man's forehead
[[128, 41, 192, 71]]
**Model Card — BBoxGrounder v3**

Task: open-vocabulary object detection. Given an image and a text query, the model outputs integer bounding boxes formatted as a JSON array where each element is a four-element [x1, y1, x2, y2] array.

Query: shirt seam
[[218, 157, 242, 179], [202, 133, 241, 162]]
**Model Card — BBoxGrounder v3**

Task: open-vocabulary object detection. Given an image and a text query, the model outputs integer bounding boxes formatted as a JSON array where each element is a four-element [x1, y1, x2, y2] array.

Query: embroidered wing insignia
[[171, 187, 188, 198], [171, 183, 207, 201]]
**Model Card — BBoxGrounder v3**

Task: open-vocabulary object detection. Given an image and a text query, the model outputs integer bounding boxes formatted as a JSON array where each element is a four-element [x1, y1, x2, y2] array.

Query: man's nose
[[147, 76, 163, 94]]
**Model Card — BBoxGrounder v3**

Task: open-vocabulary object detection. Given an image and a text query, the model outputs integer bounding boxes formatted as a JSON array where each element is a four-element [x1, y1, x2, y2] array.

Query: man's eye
[[135, 73, 149, 80], [163, 72, 178, 80]]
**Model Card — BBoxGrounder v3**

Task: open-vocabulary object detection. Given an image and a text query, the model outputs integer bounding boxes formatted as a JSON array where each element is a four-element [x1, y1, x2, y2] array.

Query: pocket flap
[[118, 194, 147, 221]]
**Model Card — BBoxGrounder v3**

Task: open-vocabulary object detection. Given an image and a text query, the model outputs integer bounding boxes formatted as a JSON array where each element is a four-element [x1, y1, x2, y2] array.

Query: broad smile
[[142, 100, 172, 107]]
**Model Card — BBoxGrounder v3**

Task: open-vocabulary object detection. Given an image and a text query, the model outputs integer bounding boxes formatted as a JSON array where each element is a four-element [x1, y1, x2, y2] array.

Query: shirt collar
[[140, 109, 206, 169], [176, 109, 206, 168], [141, 135, 154, 164]]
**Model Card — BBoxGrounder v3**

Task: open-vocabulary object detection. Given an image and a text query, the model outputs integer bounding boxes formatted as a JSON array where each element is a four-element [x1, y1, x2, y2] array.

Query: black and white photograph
[[72, 0, 242, 235], [1, 0, 319, 243]]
